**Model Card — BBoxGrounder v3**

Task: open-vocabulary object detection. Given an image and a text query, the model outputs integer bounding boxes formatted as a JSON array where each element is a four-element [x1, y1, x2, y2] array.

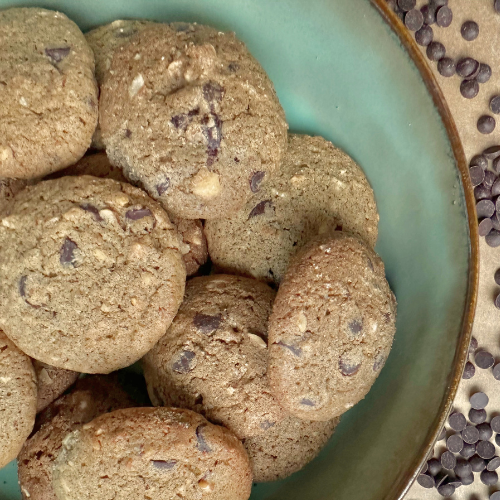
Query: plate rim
[[370, 1, 479, 499]]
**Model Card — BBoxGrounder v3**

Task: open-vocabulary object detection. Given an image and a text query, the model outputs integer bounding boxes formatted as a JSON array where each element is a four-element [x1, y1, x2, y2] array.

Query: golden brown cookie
[[143, 274, 285, 439], [18, 375, 135, 500], [53, 407, 253, 500], [0, 329, 37, 468], [0, 176, 186, 373], [0, 8, 98, 179], [100, 22, 288, 219], [268, 232, 397, 421], [0, 177, 28, 215], [205, 134, 379, 283]]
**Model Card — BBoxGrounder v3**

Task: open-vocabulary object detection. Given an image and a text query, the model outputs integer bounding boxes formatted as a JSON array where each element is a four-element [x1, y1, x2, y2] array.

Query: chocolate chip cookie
[[18, 375, 135, 500], [53, 407, 253, 500], [243, 414, 340, 482], [0, 177, 28, 215], [33, 360, 79, 413], [268, 232, 397, 421], [205, 134, 379, 283], [0, 8, 98, 179], [0, 329, 37, 468], [0, 176, 186, 373], [143, 274, 285, 439], [100, 22, 288, 219]]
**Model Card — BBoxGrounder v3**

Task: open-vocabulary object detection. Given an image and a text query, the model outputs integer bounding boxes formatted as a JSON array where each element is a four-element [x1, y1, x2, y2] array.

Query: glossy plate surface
[[0, 1, 477, 499]]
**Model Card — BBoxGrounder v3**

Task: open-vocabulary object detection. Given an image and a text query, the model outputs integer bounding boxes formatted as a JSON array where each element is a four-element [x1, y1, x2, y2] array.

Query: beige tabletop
[[404, 1, 500, 499]]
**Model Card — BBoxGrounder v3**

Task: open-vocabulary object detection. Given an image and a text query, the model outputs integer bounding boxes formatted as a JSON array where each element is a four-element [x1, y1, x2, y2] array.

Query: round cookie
[[18, 375, 135, 500], [0, 176, 186, 373], [0, 8, 98, 179], [0, 177, 28, 214], [143, 274, 285, 439], [268, 232, 397, 421], [243, 414, 340, 482], [53, 407, 253, 500], [0, 328, 37, 468], [205, 134, 379, 284], [33, 360, 79, 413], [100, 22, 288, 219]]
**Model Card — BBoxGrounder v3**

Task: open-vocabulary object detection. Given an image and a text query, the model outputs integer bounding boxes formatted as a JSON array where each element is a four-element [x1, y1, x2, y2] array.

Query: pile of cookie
[[0, 8, 397, 500]]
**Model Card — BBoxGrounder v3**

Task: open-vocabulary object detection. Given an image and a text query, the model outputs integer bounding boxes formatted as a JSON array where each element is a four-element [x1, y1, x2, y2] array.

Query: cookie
[[0, 176, 186, 373], [0, 329, 37, 468], [205, 134, 379, 284], [33, 360, 79, 413], [100, 22, 288, 219], [18, 375, 135, 500], [47, 153, 208, 275], [268, 232, 397, 421], [53, 407, 253, 500], [143, 274, 285, 439], [243, 414, 340, 482], [0, 8, 98, 179], [0, 177, 28, 214], [85, 20, 153, 150]]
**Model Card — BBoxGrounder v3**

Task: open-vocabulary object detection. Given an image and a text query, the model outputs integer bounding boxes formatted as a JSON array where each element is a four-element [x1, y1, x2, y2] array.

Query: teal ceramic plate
[[0, 1, 478, 499]]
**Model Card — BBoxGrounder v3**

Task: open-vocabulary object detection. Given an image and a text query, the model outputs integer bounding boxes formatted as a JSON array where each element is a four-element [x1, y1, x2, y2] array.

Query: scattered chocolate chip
[[428, 458, 442, 476], [469, 408, 487, 424], [492, 213, 500, 230], [493, 177, 500, 194], [60, 237, 78, 267], [171, 114, 188, 129], [430, 0, 448, 7], [463, 361, 476, 379], [490, 96, 500, 115], [449, 412, 467, 431], [436, 5, 453, 27], [487, 230, 500, 247], [470, 335, 478, 352], [460, 442, 477, 459], [18, 275, 27, 298], [151, 459, 176, 470], [415, 25, 434, 46], [477, 64, 493, 84], [202, 81, 224, 103], [481, 469, 499, 485], [203, 113, 223, 166], [437, 57, 455, 77], [125, 207, 153, 220], [260, 420, 275, 430], [426, 41, 446, 61], [494, 292, 500, 309], [348, 319, 363, 335], [339, 357, 361, 376], [463, 425, 480, 444], [80, 203, 103, 221], [491, 491, 500, 500], [405, 9, 424, 30], [471, 154, 488, 169], [195, 425, 212, 453], [478, 115, 497, 134], [124, 128, 132, 138], [475, 184, 492, 201], [484, 146, 500, 160], [488, 457, 500, 471], [417, 474, 435, 488], [248, 200, 273, 218], [438, 427, 447, 441], [478, 218, 493, 237], [457, 58, 479, 78], [420, 4, 436, 24], [461, 79, 479, 99], [227, 62, 239, 72], [156, 177, 170, 196], [275, 341, 302, 357], [172, 350, 196, 374], [461, 20, 479, 41], [300, 398, 316, 406], [193, 313, 222, 334], [478, 422, 493, 441], [493, 418, 500, 435], [494, 364, 500, 381], [437, 483, 455, 497], [497, 434, 500, 447], [471, 454, 487, 472], [477, 200, 496, 218], [455, 458, 473, 477], [45, 47, 70, 63], [250, 171, 265, 193], [447, 434, 464, 453], [398, 0, 416, 10], [485, 170, 498, 187], [478, 440, 496, 459], [461, 473, 474, 485], [471, 392, 489, 409], [441, 450, 457, 470]]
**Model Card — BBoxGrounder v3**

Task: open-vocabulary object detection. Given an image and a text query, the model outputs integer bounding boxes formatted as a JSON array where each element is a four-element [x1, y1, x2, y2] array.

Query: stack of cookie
[[0, 8, 397, 500]]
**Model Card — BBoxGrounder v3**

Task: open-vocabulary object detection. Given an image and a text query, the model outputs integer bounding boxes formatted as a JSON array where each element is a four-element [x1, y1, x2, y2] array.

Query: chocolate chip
[[494, 364, 500, 381], [125, 129, 132, 138], [449, 412, 467, 431], [463, 425, 480, 444], [477, 200, 496, 218], [492, 213, 500, 231], [415, 25, 434, 46], [490, 96, 500, 115], [372, 353, 386, 371], [80, 203, 103, 221], [125, 207, 153, 220], [348, 319, 363, 334], [437, 483, 455, 497], [18, 275, 27, 298], [45, 47, 70, 63], [437, 57, 455, 77], [455, 458, 473, 477], [495, 269, 500, 285], [151, 459, 176, 470], [441, 451, 456, 470], [493, 160, 500, 176], [475, 184, 492, 201], [260, 420, 275, 430], [461, 473, 474, 485], [436, 5, 453, 27], [496, 196, 500, 213], [471, 454, 486, 472], [463, 361, 476, 379], [478, 440, 496, 460], [171, 114, 188, 129], [430, 0, 448, 7], [420, 4, 436, 25], [484, 145, 500, 160], [457, 58, 480, 78], [471, 392, 489, 409], [478, 115, 496, 134], [438, 427, 447, 441], [485, 170, 498, 188], [202, 113, 223, 166], [300, 398, 316, 406], [491, 491, 500, 500], [486, 230, 500, 247], [471, 154, 488, 169], [478, 423, 493, 441], [60, 238, 78, 267], [156, 177, 170, 196], [495, 292, 500, 309], [428, 458, 442, 476], [477, 64, 492, 84], [488, 457, 500, 471], [460, 442, 477, 459], [447, 434, 464, 453], [339, 357, 361, 376], [461, 20, 479, 40], [417, 474, 435, 488], [249, 171, 265, 193], [461, 79, 479, 99], [227, 62, 239, 72], [469, 408, 487, 424], [172, 350, 195, 374], [470, 166, 486, 186], [426, 41, 446, 61], [195, 424, 212, 453], [405, 9, 424, 30], [481, 469, 499, 485], [496, 0, 500, 13], [193, 313, 222, 334], [470, 336, 478, 351], [248, 200, 273, 218], [202, 81, 224, 103], [275, 341, 302, 357]]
